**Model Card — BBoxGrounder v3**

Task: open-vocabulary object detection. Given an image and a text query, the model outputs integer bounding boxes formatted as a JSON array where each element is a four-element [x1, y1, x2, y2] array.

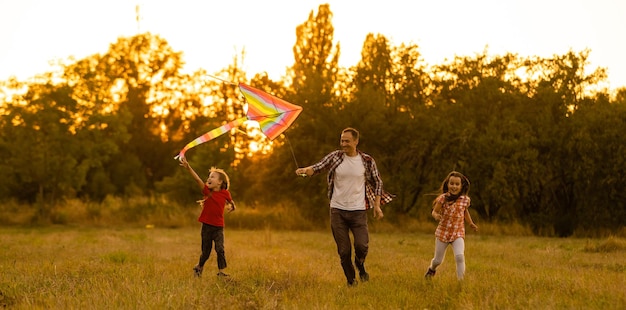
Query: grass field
[[1, 225, 624, 309]]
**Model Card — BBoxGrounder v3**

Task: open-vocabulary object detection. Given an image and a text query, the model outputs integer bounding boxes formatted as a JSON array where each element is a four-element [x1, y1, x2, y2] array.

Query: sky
[[1, 0, 625, 90]]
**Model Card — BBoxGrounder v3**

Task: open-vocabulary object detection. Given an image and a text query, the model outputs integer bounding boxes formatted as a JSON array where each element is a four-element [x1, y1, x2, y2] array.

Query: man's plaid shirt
[[311, 150, 394, 209]]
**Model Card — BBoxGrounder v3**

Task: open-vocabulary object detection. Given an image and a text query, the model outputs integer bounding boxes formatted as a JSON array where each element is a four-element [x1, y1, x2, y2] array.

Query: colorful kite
[[175, 83, 303, 160]]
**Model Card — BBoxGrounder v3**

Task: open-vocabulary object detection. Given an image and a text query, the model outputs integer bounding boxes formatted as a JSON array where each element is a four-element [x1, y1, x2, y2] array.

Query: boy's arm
[[227, 200, 236, 212], [179, 158, 205, 189]]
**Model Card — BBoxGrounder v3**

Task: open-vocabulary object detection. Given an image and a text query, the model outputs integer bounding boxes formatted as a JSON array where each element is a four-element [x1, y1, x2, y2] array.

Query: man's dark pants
[[330, 208, 369, 283]]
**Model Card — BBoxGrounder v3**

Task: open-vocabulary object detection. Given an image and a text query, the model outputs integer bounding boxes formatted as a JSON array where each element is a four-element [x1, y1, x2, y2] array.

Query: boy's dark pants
[[330, 208, 369, 283], [199, 223, 227, 269]]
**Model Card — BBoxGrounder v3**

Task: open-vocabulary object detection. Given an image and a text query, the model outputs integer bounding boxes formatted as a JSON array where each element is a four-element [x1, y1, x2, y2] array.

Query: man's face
[[340, 132, 358, 155]]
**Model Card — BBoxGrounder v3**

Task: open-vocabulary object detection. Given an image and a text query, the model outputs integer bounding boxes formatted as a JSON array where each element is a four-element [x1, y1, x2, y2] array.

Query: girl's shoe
[[424, 268, 436, 278]]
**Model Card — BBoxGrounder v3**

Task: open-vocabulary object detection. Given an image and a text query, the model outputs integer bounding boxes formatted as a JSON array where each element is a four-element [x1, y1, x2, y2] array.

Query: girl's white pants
[[429, 238, 465, 280]]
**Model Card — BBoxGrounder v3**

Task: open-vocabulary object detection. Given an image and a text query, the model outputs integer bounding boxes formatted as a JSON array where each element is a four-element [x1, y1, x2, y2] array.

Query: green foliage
[[0, 5, 625, 237]]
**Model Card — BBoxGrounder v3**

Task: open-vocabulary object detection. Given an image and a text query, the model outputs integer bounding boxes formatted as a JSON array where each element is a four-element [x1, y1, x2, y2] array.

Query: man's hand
[[295, 167, 312, 177], [374, 206, 384, 219]]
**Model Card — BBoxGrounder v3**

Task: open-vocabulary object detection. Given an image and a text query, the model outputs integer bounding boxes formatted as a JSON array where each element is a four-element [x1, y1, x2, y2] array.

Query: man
[[295, 127, 394, 286]]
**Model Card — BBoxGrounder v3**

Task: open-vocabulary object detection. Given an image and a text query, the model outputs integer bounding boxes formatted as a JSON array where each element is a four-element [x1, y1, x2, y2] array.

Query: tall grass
[[2, 197, 622, 238], [1, 226, 624, 309], [0, 198, 547, 236]]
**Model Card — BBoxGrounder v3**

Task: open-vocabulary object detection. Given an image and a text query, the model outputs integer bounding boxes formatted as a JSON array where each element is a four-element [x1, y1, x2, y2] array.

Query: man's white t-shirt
[[330, 154, 366, 211]]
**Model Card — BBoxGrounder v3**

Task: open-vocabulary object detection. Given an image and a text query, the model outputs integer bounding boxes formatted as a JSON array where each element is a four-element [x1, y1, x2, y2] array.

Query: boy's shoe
[[424, 268, 436, 278], [193, 265, 203, 277], [216, 271, 230, 277]]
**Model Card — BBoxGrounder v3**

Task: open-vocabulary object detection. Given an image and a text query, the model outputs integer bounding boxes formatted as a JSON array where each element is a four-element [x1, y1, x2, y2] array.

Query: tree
[[0, 79, 87, 217], [64, 33, 239, 197], [349, 36, 436, 216], [288, 3, 342, 153], [253, 4, 342, 219], [526, 50, 607, 236], [565, 93, 626, 234]]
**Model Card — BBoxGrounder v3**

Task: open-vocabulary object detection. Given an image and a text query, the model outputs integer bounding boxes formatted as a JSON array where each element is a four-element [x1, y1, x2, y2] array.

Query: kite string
[[205, 74, 237, 85], [284, 135, 300, 168]]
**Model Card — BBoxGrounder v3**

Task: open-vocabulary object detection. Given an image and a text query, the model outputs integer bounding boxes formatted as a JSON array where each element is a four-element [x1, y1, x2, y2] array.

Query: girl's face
[[448, 176, 462, 195], [206, 172, 223, 191]]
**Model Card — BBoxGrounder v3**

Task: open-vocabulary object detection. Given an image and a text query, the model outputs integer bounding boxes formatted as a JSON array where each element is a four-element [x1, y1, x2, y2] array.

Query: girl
[[425, 171, 478, 280], [180, 157, 236, 278]]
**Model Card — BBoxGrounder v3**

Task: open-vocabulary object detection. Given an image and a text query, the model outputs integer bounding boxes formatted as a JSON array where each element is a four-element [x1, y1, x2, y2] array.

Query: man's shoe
[[347, 278, 358, 287], [216, 271, 230, 277], [356, 263, 368, 282]]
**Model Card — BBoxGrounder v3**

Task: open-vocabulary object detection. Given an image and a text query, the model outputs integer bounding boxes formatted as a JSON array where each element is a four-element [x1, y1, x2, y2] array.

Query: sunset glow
[[1, 0, 625, 91]]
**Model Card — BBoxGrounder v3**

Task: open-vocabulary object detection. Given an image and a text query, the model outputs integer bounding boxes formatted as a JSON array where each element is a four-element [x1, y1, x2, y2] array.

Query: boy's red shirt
[[198, 184, 232, 227]]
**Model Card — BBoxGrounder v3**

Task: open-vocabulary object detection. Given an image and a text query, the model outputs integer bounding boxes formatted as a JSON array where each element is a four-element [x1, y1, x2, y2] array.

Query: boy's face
[[206, 172, 223, 190], [448, 176, 462, 195]]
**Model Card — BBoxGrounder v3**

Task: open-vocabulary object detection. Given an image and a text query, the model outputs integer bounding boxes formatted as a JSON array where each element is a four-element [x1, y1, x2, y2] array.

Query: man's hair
[[342, 127, 359, 140], [209, 167, 230, 190]]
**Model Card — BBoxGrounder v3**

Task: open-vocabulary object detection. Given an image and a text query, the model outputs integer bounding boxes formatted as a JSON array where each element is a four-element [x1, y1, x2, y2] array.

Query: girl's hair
[[433, 171, 470, 205], [440, 171, 470, 195], [209, 167, 230, 190]]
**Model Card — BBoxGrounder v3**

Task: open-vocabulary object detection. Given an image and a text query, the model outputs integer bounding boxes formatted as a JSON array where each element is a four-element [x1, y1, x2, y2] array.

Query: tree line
[[1, 4, 624, 236]]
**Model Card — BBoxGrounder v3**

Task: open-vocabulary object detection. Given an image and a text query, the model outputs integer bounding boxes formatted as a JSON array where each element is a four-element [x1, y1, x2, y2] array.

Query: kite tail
[[174, 117, 247, 161]]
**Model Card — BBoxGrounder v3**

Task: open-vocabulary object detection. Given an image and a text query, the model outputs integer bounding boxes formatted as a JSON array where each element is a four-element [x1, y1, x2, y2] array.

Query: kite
[[175, 83, 303, 160]]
